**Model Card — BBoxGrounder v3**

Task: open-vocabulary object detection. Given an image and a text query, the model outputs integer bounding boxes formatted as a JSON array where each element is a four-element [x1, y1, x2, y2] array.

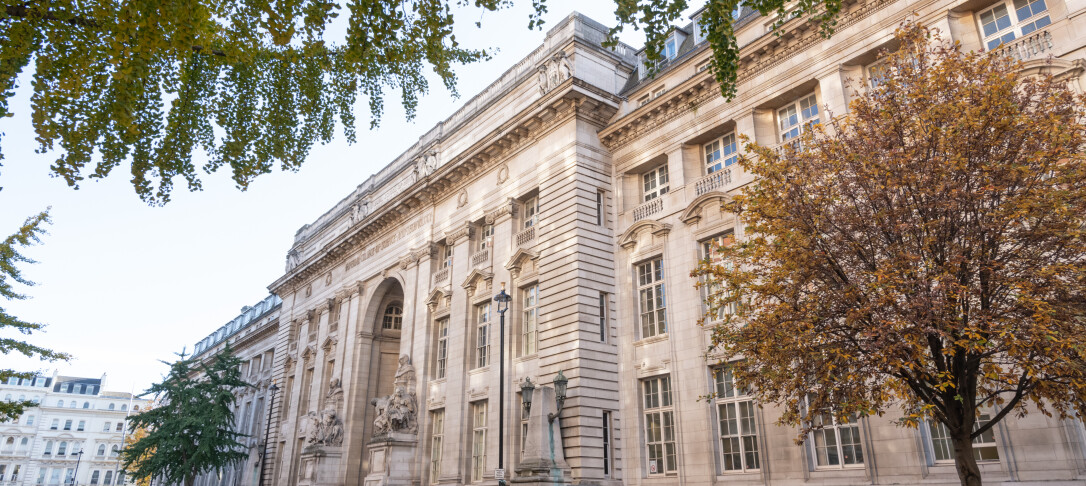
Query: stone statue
[[538, 52, 573, 95], [326, 378, 343, 413], [371, 355, 419, 438], [285, 248, 301, 272], [306, 406, 344, 447]]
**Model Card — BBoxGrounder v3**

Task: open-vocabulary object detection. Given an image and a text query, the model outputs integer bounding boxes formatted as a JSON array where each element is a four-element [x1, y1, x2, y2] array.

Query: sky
[[0, 2, 704, 394]]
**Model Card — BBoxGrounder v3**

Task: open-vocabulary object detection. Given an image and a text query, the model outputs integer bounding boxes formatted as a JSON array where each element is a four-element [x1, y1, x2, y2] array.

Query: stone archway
[[344, 277, 406, 484]]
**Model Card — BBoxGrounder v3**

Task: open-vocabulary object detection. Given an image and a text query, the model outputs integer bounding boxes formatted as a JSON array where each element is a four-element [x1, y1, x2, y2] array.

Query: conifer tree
[[0, 209, 71, 421], [123, 344, 250, 486]]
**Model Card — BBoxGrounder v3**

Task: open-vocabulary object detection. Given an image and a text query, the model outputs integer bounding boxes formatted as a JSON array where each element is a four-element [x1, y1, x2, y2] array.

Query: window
[[435, 317, 449, 379], [643, 376, 677, 475], [664, 36, 677, 60], [866, 60, 889, 89], [8, 465, 16, 482], [382, 303, 403, 330], [637, 258, 668, 338], [523, 196, 539, 229], [978, 0, 1050, 50], [43, 440, 53, 456], [83, 401, 89, 409], [37, 468, 45, 485], [521, 284, 539, 356], [603, 411, 614, 477], [50, 469, 61, 485], [77, 384, 85, 394], [26, 415, 34, 426], [808, 400, 864, 468], [598, 291, 608, 342], [928, 412, 1000, 462], [779, 94, 820, 146], [440, 243, 453, 269], [701, 232, 737, 319], [108, 403, 115, 410], [642, 165, 670, 202], [56, 400, 64, 408], [57, 442, 67, 455], [104, 470, 113, 485], [63, 419, 72, 431], [78, 420, 85, 431], [520, 393, 530, 452], [596, 190, 605, 226], [121, 404, 128, 411], [110, 444, 120, 457], [116, 422, 124, 432], [479, 223, 494, 251], [103, 422, 111, 432], [474, 302, 491, 368], [638, 95, 651, 106], [97, 444, 106, 456], [69, 401, 76, 409], [50, 419, 58, 430], [62, 383, 70, 393], [470, 402, 488, 482], [430, 410, 444, 484], [704, 133, 739, 174], [714, 367, 760, 472], [91, 471, 100, 484]]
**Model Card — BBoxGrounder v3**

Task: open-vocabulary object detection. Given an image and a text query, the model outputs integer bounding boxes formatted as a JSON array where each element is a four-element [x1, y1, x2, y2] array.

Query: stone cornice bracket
[[399, 254, 418, 270], [445, 222, 476, 246], [485, 198, 517, 224]]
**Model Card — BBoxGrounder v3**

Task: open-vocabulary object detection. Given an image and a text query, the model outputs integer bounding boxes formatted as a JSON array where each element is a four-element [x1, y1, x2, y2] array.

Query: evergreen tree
[[122, 344, 250, 486], [0, 208, 71, 421]]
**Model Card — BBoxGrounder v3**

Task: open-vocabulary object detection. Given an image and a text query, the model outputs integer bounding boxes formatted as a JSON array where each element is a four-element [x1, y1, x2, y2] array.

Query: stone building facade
[[192, 1, 1086, 485], [0, 372, 152, 486]]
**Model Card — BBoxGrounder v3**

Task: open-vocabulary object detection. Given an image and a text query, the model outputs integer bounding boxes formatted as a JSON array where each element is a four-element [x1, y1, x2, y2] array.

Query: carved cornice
[[680, 191, 733, 225], [485, 199, 517, 224], [461, 269, 495, 296], [599, 0, 894, 151], [270, 83, 620, 296], [445, 223, 476, 246], [619, 220, 672, 250]]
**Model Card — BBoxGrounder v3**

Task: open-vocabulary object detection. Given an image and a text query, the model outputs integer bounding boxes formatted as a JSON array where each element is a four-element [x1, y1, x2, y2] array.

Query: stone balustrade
[[632, 197, 663, 222], [694, 169, 732, 196], [515, 226, 536, 248], [996, 29, 1054, 62]]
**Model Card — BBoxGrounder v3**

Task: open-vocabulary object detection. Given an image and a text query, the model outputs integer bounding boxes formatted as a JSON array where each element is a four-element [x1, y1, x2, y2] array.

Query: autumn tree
[[0, 0, 842, 205], [695, 24, 1086, 486], [124, 423, 154, 486], [122, 344, 249, 486], [0, 209, 71, 421]]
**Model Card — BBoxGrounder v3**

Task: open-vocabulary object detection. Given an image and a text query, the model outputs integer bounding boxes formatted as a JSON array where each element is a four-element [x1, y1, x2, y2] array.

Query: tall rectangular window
[[778, 94, 820, 147], [63, 420, 72, 431], [603, 411, 614, 477], [596, 191, 605, 226], [430, 410, 444, 484], [479, 223, 494, 251], [714, 367, 760, 472], [475, 302, 491, 368], [808, 399, 864, 468], [701, 232, 737, 319], [471, 402, 488, 482], [77, 420, 85, 431], [522, 285, 539, 356], [643, 376, 677, 475], [928, 412, 999, 462], [435, 317, 450, 379], [598, 292, 607, 342], [978, 0, 1050, 50], [440, 243, 453, 269], [642, 165, 670, 202], [704, 133, 738, 174], [637, 258, 667, 338], [524, 197, 539, 229]]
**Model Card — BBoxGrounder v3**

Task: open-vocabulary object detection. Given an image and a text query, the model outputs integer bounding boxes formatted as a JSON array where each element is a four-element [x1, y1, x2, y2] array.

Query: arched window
[[2, 437, 14, 452], [121, 404, 127, 411], [18, 394, 25, 401], [3, 394, 11, 401], [57, 441, 67, 455], [108, 403, 115, 410], [69, 401, 76, 408], [382, 303, 403, 330], [83, 401, 90, 409], [97, 444, 106, 456], [57, 400, 64, 407], [133, 405, 140, 411], [110, 444, 120, 456]]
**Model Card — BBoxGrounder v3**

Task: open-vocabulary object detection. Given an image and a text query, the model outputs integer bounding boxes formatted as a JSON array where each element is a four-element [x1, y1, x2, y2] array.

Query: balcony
[[694, 169, 733, 196], [470, 248, 491, 267], [994, 29, 1054, 62], [515, 226, 536, 248], [632, 198, 663, 222], [432, 267, 450, 286]]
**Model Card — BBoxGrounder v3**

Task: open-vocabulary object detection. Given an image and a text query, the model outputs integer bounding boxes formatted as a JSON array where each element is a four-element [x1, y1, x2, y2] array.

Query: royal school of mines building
[[187, 1, 1086, 485]]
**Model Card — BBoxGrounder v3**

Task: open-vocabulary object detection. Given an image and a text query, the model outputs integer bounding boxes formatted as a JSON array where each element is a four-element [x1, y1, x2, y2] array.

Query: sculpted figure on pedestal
[[371, 355, 419, 437]]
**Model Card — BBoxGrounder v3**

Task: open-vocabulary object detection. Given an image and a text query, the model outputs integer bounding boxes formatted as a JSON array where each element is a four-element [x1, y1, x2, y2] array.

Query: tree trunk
[[952, 433, 983, 486]]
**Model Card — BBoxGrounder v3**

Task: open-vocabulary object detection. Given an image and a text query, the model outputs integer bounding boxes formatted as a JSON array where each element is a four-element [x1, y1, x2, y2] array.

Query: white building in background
[[0, 372, 152, 486]]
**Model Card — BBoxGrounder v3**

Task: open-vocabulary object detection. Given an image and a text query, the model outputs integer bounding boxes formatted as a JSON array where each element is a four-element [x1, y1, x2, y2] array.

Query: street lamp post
[[494, 283, 513, 486], [258, 383, 280, 486], [71, 449, 84, 485]]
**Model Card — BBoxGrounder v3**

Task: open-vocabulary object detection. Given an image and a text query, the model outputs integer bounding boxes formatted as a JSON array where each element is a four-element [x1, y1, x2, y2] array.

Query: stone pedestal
[[364, 433, 418, 486], [513, 387, 571, 486], [297, 445, 345, 486]]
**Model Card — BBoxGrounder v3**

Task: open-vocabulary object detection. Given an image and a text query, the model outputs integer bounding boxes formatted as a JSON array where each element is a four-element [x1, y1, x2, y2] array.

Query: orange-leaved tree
[[695, 23, 1086, 486]]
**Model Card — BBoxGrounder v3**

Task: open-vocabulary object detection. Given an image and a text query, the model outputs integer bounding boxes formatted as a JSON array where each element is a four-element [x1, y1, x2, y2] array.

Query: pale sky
[[0, 2, 700, 394]]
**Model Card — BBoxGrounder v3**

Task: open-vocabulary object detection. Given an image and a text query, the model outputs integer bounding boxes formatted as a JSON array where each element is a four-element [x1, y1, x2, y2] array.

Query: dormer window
[[664, 36, 678, 60]]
